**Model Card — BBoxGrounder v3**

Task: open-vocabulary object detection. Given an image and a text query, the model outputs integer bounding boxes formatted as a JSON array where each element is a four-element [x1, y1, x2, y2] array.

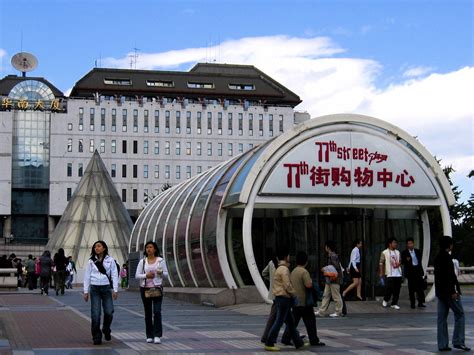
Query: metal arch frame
[[141, 189, 173, 250]]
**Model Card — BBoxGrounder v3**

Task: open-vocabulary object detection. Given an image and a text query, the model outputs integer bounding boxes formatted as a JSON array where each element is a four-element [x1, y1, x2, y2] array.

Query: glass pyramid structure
[[47, 151, 132, 281]]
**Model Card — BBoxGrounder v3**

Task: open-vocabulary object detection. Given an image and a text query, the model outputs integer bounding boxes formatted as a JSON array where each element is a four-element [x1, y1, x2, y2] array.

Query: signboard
[[260, 131, 437, 198], [1, 97, 63, 112]]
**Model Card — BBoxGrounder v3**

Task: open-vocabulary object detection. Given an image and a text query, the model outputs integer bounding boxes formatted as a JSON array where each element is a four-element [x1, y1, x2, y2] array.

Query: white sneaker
[[154, 337, 161, 344], [390, 305, 400, 310], [329, 313, 339, 318], [146, 338, 153, 343], [382, 300, 388, 307]]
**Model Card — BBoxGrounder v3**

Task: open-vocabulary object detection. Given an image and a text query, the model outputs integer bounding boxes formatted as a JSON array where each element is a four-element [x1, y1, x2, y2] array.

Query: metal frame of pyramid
[[47, 150, 133, 282]]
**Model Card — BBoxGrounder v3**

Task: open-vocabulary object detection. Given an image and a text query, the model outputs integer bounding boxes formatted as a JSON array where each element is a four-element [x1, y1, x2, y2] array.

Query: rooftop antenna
[[11, 52, 38, 77], [130, 47, 140, 69]]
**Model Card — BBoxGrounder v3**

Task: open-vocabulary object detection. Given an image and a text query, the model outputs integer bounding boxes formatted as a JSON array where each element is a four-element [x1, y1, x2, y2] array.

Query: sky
[[1, 0, 473, 201]]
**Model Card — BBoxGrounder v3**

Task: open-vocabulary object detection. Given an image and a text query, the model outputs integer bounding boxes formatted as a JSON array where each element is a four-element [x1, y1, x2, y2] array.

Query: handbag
[[144, 287, 162, 298]]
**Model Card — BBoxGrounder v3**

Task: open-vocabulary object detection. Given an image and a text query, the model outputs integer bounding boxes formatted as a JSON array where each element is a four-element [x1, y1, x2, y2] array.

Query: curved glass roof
[[8, 80, 56, 101]]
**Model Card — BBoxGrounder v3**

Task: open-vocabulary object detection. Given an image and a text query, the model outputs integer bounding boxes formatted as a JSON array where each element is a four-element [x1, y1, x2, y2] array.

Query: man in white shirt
[[379, 237, 402, 309]]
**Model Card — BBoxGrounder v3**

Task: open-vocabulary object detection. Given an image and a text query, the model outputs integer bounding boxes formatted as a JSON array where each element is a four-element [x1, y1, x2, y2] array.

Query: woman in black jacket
[[53, 248, 69, 296]]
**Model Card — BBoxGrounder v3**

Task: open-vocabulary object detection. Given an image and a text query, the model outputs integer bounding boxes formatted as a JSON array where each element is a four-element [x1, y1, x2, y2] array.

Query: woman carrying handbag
[[135, 241, 168, 344]]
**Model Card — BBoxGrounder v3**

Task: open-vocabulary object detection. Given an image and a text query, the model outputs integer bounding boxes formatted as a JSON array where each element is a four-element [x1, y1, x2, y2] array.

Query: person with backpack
[[83, 240, 119, 345]]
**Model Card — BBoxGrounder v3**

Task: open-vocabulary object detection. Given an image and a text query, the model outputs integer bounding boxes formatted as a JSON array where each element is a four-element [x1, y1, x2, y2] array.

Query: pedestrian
[[120, 263, 128, 288], [260, 254, 278, 344], [135, 241, 168, 344], [66, 256, 77, 289], [14, 258, 23, 287], [342, 239, 363, 301], [264, 249, 307, 351], [54, 248, 69, 296], [379, 237, 402, 309], [316, 241, 344, 317], [39, 250, 53, 295], [25, 254, 36, 290], [434, 236, 470, 352], [281, 251, 325, 347], [401, 238, 426, 309], [83, 240, 119, 345]]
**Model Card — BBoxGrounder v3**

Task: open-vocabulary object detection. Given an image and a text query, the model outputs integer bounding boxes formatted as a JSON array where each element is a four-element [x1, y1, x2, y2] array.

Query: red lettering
[[377, 168, 393, 188]]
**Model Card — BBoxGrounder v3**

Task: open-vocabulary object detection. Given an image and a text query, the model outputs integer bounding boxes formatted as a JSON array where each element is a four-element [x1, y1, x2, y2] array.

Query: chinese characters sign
[[261, 131, 437, 198], [1, 97, 63, 111]]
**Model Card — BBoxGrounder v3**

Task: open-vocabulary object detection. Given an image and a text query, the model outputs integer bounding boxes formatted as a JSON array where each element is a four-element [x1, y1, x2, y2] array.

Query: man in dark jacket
[[434, 236, 470, 352], [401, 238, 425, 309]]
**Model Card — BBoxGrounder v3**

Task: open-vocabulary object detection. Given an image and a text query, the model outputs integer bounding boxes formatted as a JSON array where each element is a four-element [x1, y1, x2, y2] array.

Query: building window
[[187, 82, 214, 89], [154, 141, 159, 155], [67, 163, 72, 177], [269, 114, 274, 136], [154, 165, 159, 178], [100, 139, 105, 153], [249, 113, 253, 136], [89, 139, 94, 153], [122, 109, 127, 132], [146, 80, 174, 87], [207, 142, 212, 156], [197, 166, 202, 174], [186, 166, 191, 179], [176, 165, 181, 180], [228, 143, 233, 156], [101, 108, 106, 131], [133, 141, 138, 154], [144, 140, 149, 154], [207, 112, 212, 134], [218, 112, 222, 135], [186, 111, 191, 134], [228, 83, 255, 90], [133, 164, 138, 178], [197, 112, 202, 134], [133, 189, 138, 203], [111, 164, 116, 178], [78, 163, 83, 177], [279, 114, 284, 132], [249, 143, 254, 149], [133, 109, 138, 132], [197, 142, 202, 156], [144, 110, 149, 132], [68, 123, 73, 131], [122, 140, 127, 154], [121, 189, 126, 202], [78, 139, 83, 153], [122, 164, 127, 178], [238, 143, 243, 153], [111, 140, 116, 153], [165, 165, 170, 179], [154, 110, 159, 133], [238, 113, 243, 135], [217, 143, 223, 156], [67, 138, 72, 152], [144, 164, 148, 178], [79, 107, 84, 131], [67, 188, 72, 201], [228, 113, 233, 135], [176, 141, 181, 155], [144, 189, 148, 203], [176, 111, 181, 134], [105, 78, 132, 86], [90, 108, 95, 131], [186, 142, 191, 155], [111, 109, 116, 132], [165, 141, 170, 155], [165, 111, 170, 133], [259, 114, 263, 136]]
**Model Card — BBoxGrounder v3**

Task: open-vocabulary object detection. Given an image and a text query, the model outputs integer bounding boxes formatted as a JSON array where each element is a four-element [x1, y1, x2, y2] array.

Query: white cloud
[[64, 87, 72, 97], [0, 48, 7, 72], [0, 49, 6, 58], [402, 66, 434, 78]]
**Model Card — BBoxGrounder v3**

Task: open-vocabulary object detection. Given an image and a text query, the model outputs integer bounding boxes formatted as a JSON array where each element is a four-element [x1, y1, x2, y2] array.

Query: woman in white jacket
[[135, 241, 168, 344]]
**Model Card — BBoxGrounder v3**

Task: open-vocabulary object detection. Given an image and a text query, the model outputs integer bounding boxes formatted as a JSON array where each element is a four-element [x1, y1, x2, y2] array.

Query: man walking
[[379, 237, 402, 309], [25, 254, 37, 290], [434, 236, 470, 352], [401, 238, 426, 309]]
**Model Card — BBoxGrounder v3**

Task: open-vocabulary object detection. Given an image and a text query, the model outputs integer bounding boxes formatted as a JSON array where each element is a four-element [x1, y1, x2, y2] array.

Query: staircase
[[0, 242, 45, 261]]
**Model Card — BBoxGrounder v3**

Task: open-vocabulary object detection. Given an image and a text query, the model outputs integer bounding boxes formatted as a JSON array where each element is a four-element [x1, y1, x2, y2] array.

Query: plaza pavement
[[0, 288, 472, 354]]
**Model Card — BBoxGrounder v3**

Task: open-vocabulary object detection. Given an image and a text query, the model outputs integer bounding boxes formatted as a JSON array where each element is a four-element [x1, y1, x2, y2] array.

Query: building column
[[48, 216, 56, 237], [3, 216, 11, 240]]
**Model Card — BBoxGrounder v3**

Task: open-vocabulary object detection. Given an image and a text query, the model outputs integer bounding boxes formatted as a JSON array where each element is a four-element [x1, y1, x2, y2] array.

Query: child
[[120, 264, 128, 288]]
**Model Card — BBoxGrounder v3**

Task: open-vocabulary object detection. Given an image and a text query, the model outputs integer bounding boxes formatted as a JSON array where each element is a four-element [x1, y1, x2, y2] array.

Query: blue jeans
[[140, 287, 163, 338], [90, 285, 114, 341], [265, 296, 303, 348], [437, 296, 465, 348]]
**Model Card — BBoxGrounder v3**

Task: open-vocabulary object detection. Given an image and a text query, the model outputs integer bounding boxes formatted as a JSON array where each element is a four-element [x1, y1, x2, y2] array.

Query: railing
[[426, 266, 474, 284]]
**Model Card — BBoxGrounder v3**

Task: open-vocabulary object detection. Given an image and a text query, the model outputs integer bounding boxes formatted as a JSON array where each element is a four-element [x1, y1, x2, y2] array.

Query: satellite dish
[[11, 52, 38, 75]]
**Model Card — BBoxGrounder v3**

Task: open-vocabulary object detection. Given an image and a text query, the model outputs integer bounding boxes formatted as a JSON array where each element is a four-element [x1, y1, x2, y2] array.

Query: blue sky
[[1, 0, 473, 201]]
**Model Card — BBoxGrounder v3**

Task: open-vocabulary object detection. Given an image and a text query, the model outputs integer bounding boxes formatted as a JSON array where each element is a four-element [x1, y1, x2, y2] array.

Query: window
[[207, 112, 212, 134], [111, 109, 116, 132], [68, 123, 73, 130], [238, 113, 243, 135], [238, 143, 243, 153], [90, 108, 95, 131], [165, 111, 170, 133], [144, 165, 148, 178], [269, 114, 274, 136], [67, 188, 72, 201], [133, 189, 138, 203], [165, 141, 170, 155], [154, 110, 159, 133], [207, 142, 212, 156], [121, 189, 127, 202], [186, 111, 191, 134], [176, 141, 181, 155], [78, 139, 83, 153], [89, 139, 94, 153], [111, 164, 116, 178], [228, 113, 233, 135], [217, 143, 223, 156], [176, 165, 181, 180], [165, 165, 170, 179], [79, 107, 84, 131], [186, 142, 191, 155], [133, 164, 138, 178], [249, 113, 254, 136], [67, 138, 72, 152], [228, 143, 233, 156], [197, 112, 202, 134], [218, 112, 222, 135], [146, 80, 174, 87], [104, 78, 132, 86], [144, 189, 148, 203], [111, 140, 116, 153], [259, 114, 264, 135], [197, 166, 202, 174], [176, 111, 181, 134], [186, 166, 191, 179], [133, 141, 138, 154], [154, 165, 159, 178], [228, 83, 255, 91], [122, 140, 127, 154], [78, 163, 83, 177], [249, 143, 254, 149], [101, 108, 106, 131], [197, 142, 202, 156], [144, 110, 149, 132], [133, 109, 138, 132], [100, 139, 105, 153], [144, 140, 149, 154], [122, 164, 127, 178], [122, 109, 127, 132], [279, 114, 284, 132], [154, 141, 159, 154], [67, 163, 72, 177], [187, 82, 214, 89]]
